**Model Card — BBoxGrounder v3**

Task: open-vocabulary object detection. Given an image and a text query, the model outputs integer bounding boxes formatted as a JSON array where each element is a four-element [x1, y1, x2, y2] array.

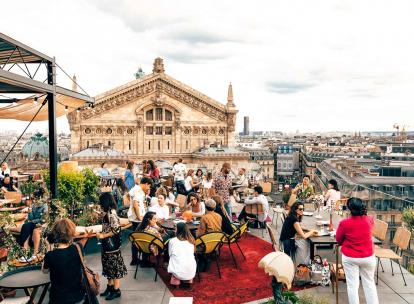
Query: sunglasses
[[298, 208, 304, 211]]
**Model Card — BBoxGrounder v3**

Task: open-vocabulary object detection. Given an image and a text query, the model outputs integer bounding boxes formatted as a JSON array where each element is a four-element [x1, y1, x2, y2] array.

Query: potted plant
[[19, 181, 40, 204], [81, 168, 100, 204]]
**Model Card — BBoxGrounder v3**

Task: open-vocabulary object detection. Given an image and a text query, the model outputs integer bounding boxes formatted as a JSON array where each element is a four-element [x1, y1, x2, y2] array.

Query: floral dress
[[296, 184, 315, 201], [101, 210, 127, 280]]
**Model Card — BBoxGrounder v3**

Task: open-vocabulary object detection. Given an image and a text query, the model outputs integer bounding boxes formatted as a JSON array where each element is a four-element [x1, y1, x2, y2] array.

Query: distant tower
[[134, 67, 145, 79], [244, 116, 250, 135], [72, 74, 78, 92]]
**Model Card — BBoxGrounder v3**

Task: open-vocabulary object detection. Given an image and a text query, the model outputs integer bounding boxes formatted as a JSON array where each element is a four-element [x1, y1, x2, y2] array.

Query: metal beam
[[0, 32, 53, 63], [48, 58, 58, 199], [0, 68, 52, 93], [56, 86, 94, 104]]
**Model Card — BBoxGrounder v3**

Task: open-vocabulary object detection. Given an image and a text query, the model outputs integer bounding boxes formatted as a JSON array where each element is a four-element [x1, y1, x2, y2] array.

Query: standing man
[[214, 163, 233, 219], [173, 158, 187, 195], [128, 177, 153, 265]]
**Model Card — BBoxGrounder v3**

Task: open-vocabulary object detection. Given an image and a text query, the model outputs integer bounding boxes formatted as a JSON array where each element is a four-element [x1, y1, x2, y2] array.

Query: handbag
[[74, 243, 100, 296], [294, 264, 311, 286], [101, 233, 121, 253], [310, 255, 331, 286]]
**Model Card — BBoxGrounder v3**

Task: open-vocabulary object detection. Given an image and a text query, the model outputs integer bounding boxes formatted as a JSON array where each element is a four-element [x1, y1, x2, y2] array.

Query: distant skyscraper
[[244, 116, 250, 135]]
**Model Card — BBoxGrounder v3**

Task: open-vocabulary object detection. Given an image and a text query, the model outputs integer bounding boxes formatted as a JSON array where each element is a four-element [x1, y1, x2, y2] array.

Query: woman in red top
[[336, 198, 378, 304]]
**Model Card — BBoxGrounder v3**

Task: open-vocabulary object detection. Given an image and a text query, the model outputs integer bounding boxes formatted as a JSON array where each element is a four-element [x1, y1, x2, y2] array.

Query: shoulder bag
[[74, 242, 100, 296]]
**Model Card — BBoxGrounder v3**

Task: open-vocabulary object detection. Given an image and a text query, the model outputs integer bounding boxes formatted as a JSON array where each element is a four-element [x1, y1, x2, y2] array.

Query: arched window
[[158, 141, 161, 150], [165, 109, 172, 121], [146, 109, 153, 121], [155, 108, 163, 121]]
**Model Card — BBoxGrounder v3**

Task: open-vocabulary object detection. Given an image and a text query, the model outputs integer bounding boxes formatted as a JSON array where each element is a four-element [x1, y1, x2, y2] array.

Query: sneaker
[[18, 256, 29, 263], [27, 255, 38, 263]]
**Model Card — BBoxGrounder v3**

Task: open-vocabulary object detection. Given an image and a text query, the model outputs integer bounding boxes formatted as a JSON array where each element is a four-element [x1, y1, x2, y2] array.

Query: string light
[[65, 106, 68, 112], [12, 99, 17, 106], [33, 97, 38, 105], [76, 108, 80, 113]]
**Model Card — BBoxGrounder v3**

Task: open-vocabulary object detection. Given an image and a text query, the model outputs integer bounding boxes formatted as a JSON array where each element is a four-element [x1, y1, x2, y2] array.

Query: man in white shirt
[[128, 177, 153, 265], [173, 158, 187, 194], [238, 185, 269, 225], [0, 162, 11, 180]]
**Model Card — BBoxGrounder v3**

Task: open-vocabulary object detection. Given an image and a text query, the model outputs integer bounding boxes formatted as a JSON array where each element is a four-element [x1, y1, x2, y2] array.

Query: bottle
[[328, 213, 334, 231]]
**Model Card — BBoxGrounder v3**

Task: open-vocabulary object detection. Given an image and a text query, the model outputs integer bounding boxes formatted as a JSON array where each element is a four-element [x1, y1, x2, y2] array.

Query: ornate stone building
[[68, 58, 239, 164]]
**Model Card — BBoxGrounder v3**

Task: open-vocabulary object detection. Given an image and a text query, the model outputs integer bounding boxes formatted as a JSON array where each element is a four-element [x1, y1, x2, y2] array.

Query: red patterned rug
[[156, 233, 275, 304]]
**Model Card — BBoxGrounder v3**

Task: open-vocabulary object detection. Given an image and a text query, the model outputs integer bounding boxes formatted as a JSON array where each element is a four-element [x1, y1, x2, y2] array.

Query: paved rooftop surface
[[20, 193, 414, 304]]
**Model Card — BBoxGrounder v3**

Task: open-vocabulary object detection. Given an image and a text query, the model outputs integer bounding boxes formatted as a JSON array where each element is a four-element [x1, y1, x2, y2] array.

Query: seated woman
[[291, 175, 315, 204], [279, 202, 318, 265], [186, 193, 205, 218], [149, 193, 170, 220], [15, 188, 48, 262], [1, 175, 19, 193], [168, 222, 197, 287], [324, 179, 341, 208], [229, 188, 243, 217], [211, 195, 234, 235], [184, 169, 201, 195]]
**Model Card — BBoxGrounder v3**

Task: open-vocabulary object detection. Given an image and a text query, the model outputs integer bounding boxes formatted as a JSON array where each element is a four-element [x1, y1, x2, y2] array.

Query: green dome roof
[[22, 133, 49, 158]]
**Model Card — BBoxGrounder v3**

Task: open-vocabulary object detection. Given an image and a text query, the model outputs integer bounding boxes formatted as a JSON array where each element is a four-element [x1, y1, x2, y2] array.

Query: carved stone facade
[[68, 58, 238, 163]]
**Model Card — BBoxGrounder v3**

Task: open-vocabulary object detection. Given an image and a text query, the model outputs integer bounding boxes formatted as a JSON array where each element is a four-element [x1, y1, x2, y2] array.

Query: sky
[[1, 0, 414, 134]]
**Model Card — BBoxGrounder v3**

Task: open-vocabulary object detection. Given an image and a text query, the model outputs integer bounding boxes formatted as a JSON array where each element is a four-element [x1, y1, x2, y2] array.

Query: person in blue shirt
[[123, 161, 135, 191], [99, 162, 110, 177], [16, 187, 48, 262]]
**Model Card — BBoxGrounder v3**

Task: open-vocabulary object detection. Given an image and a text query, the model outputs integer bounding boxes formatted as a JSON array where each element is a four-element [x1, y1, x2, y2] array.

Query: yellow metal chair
[[375, 226, 411, 286], [223, 222, 248, 269], [129, 231, 165, 281], [195, 231, 226, 279], [245, 203, 266, 237]]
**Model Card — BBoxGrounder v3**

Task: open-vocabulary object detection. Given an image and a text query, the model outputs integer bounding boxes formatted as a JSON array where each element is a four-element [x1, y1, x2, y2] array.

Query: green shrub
[[19, 180, 41, 198], [402, 207, 414, 234], [81, 168, 100, 203]]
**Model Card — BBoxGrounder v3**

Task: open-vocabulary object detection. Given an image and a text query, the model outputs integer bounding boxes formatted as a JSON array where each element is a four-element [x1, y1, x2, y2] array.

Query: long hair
[[206, 171, 213, 181], [196, 168, 203, 177], [176, 222, 195, 244], [148, 160, 156, 171], [328, 179, 339, 191], [347, 197, 367, 216], [116, 178, 128, 193], [137, 211, 156, 231], [187, 192, 200, 205], [289, 202, 304, 222], [126, 161, 134, 170]]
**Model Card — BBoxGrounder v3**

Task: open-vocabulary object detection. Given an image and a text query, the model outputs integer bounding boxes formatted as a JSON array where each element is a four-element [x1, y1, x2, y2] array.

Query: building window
[[87, 140, 89, 148], [167, 141, 170, 150], [148, 141, 151, 150], [155, 108, 163, 121], [390, 230, 395, 241], [377, 215, 382, 220], [146, 109, 153, 121], [391, 215, 395, 224], [165, 110, 172, 121], [155, 126, 163, 135], [158, 141, 161, 150], [128, 141, 131, 150], [186, 140, 189, 150], [108, 141, 111, 146], [165, 127, 172, 135], [106, 128, 112, 135], [146, 126, 153, 135]]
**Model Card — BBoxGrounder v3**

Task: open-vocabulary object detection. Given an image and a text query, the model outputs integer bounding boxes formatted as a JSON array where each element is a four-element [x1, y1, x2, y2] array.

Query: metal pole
[[47, 57, 58, 198]]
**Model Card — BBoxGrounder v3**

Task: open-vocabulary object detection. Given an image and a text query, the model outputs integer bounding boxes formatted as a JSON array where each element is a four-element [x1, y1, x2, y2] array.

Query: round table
[[159, 219, 200, 231], [0, 265, 50, 304]]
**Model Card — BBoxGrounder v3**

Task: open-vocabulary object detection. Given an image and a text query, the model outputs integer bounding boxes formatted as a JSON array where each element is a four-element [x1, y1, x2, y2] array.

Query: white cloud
[[1, 0, 414, 134]]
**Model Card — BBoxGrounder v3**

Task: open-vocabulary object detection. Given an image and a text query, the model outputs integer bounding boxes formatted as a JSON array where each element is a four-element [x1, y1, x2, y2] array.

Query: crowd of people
[[0, 157, 382, 304], [0, 158, 272, 303]]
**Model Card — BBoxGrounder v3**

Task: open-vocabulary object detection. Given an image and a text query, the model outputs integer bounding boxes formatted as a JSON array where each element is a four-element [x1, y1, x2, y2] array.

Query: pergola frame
[[0, 32, 94, 198]]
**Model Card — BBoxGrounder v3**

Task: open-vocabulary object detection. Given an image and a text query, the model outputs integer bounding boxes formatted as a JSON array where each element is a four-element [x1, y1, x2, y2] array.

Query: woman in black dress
[[97, 192, 127, 301]]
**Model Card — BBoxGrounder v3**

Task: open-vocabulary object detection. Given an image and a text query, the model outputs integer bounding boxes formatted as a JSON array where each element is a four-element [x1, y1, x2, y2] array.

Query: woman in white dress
[[168, 222, 197, 287], [324, 179, 341, 208]]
